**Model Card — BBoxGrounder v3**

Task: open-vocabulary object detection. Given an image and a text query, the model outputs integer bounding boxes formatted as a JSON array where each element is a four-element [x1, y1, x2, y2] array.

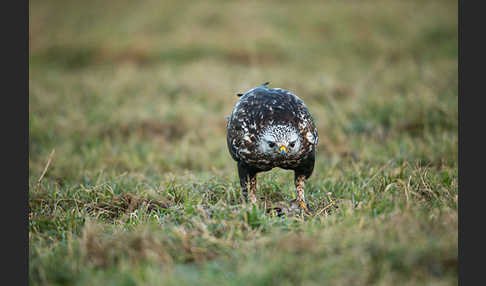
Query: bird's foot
[[288, 199, 314, 216], [298, 201, 314, 216]]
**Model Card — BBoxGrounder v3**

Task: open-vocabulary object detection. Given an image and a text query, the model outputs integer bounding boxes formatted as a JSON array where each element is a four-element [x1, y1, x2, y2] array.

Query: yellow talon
[[299, 201, 313, 216]]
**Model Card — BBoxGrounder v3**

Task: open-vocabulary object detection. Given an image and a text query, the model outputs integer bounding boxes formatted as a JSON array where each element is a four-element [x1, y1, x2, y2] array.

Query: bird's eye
[[268, 142, 275, 148], [289, 141, 296, 148]]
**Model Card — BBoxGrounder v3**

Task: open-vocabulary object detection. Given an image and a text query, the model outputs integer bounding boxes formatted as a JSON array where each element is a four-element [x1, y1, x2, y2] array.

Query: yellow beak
[[279, 145, 287, 154]]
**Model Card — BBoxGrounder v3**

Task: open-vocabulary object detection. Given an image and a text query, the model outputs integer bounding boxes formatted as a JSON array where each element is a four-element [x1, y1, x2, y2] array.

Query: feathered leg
[[238, 162, 257, 204], [294, 174, 314, 215]]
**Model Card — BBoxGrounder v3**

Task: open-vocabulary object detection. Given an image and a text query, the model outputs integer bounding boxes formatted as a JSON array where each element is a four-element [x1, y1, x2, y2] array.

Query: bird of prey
[[226, 82, 318, 215]]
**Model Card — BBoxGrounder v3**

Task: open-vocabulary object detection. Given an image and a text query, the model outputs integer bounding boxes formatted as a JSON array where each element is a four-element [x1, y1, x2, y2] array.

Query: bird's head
[[257, 124, 302, 157]]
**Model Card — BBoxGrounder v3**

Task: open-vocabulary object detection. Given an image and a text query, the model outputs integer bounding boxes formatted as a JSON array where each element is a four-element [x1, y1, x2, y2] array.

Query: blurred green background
[[29, 0, 457, 285]]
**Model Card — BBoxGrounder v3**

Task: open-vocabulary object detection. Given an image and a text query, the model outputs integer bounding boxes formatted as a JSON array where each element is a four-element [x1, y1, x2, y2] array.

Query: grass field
[[29, 0, 458, 285]]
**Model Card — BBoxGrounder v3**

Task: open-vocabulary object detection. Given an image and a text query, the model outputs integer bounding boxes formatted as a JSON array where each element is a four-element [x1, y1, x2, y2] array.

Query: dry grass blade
[[315, 198, 345, 216], [36, 149, 55, 188], [85, 192, 170, 220]]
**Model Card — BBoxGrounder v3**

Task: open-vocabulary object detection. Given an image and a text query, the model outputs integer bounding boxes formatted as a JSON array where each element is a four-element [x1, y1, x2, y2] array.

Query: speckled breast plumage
[[226, 84, 318, 171]]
